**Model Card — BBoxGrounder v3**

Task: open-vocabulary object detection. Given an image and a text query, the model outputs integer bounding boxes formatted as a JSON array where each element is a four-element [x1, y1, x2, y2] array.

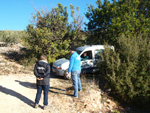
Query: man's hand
[[68, 73, 71, 76], [37, 77, 43, 80]]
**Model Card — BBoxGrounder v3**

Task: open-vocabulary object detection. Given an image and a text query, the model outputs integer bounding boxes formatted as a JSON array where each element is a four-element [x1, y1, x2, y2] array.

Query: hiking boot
[[43, 105, 50, 110], [34, 104, 39, 108]]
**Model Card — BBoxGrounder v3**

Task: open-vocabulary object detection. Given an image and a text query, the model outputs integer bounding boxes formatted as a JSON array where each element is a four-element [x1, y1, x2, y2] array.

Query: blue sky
[[0, 0, 104, 31]]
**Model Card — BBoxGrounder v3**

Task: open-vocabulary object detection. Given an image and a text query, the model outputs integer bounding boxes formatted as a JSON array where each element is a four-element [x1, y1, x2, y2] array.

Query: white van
[[52, 45, 114, 77]]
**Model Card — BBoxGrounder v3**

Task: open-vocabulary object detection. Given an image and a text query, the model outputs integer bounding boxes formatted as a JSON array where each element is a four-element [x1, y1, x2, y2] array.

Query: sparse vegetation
[[0, 30, 25, 46]]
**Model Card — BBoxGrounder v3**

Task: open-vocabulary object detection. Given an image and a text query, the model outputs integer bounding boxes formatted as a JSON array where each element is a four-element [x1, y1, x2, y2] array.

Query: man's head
[[70, 46, 76, 54], [83, 52, 87, 57], [40, 55, 47, 61]]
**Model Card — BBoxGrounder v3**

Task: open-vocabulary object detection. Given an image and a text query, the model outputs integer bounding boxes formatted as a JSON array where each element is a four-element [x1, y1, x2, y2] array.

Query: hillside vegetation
[[0, 0, 150, 112]]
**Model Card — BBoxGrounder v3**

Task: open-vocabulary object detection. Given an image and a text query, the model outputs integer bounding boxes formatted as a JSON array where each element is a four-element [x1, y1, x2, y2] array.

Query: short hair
[[70, 46, 76, 51], [40, 55, 47, 60]]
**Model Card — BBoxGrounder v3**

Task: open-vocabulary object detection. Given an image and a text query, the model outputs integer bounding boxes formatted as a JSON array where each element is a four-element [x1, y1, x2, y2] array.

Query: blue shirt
[[68, 51, 81, 73]]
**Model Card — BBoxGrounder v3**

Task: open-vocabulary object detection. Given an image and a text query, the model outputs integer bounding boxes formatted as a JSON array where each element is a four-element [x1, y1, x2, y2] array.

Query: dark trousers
[[35, 85, 49, 105]]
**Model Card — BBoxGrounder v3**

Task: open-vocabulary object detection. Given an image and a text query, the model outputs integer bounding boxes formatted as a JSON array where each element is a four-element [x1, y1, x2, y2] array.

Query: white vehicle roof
[[76, 45, 114, 51]]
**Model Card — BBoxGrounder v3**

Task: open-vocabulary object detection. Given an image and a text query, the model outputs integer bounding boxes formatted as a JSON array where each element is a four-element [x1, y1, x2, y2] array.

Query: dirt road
[[0, 74, 77, 113], [0, 74, 44, 113]]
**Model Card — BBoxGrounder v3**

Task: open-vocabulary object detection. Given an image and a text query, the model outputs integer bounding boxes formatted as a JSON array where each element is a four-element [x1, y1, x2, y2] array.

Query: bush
[[24, 4, 71, 64], [0, 30, 24, 45], [24, 3, 86, 64], [98, 34, 150, 109]]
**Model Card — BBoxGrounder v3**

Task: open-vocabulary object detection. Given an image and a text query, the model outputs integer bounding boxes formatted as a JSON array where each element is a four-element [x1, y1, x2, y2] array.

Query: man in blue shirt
[[68, 46, 82, 98]]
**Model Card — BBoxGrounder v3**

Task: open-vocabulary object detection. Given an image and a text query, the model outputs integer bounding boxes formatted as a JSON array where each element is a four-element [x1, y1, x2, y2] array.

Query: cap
[[70, 46, 76, 51]]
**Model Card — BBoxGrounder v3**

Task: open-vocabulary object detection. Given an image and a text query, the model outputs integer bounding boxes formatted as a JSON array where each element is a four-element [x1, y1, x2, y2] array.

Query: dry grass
[[48, 74, 117, 113]]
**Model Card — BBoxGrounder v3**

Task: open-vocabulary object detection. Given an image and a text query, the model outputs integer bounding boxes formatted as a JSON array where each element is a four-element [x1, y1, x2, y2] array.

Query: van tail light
[[56, 66, 62, 69], [56, 67, 62, 69]]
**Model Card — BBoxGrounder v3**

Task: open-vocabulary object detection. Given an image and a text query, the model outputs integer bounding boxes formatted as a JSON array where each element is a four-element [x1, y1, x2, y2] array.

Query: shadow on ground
[[50, 72, 65, 79], [49, 86, 73, 97], [15, 80, 36, 89], [1, 48, 28, 62], [0, 85, 34, 107]]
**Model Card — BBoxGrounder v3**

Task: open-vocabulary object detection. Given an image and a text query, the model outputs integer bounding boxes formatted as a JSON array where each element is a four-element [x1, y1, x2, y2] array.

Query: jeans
[[71, 70, 82, 97], [35, 85, 49, 105]]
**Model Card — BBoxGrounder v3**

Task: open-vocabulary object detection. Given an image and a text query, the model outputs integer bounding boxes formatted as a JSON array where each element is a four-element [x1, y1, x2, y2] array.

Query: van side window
[[95, 49, 104, 59], [81, 51, 92, 61]]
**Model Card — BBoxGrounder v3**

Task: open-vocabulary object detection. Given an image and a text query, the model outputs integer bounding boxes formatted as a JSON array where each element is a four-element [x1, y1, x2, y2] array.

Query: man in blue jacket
[[68, 46, 82, 98]]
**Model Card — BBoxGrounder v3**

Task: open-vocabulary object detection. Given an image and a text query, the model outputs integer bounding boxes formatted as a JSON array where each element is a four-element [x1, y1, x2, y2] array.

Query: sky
[[0, 0, 102, 31]]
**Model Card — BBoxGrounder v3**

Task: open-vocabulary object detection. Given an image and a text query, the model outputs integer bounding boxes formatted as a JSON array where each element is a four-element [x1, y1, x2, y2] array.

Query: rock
[[99, 103, 102, 110], [105, 88, 111, 92], [106, 99, 111, 104], [0, 62, 5, 66], [92, 103, 97, 108]]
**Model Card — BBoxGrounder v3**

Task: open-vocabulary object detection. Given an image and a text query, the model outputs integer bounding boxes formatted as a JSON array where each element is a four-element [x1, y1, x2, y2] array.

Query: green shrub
[[98, 34, 150, 109], [24, 3, 86, 64], [0, 30, 24, 45], [24, 4, 71, 64]]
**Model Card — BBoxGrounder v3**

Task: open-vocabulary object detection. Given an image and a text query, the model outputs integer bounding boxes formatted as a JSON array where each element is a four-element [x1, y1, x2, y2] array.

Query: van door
[[80, 50, 94, 73], [94, 49, 104, 60], [92, 49, 104, 72]]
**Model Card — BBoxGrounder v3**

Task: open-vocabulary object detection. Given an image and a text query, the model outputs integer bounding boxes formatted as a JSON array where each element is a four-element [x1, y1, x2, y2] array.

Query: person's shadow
[[49, 86, 73, 97], [15, 80, 73, 97], [15, 80, 36, 89], [15, 80, 71, 96], [0, 85, 34, 107]]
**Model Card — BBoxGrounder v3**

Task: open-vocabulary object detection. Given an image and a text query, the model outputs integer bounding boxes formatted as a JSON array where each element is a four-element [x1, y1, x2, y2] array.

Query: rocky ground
[[0, 43, 122, 113]]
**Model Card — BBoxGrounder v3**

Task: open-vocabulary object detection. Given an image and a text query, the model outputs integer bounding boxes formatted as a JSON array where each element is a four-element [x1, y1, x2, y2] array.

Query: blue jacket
[[68, 51, 81, 73]]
